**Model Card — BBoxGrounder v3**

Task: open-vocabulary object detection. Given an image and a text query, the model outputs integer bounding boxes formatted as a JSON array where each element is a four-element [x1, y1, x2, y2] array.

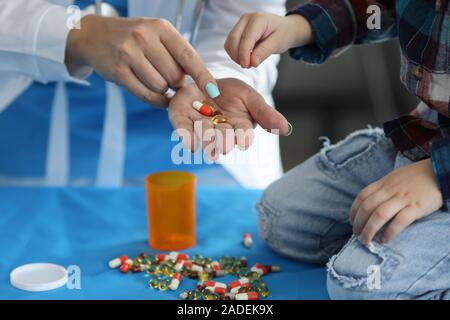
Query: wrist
[[285, 14, 314, 48], [65, 14, 101, 77]]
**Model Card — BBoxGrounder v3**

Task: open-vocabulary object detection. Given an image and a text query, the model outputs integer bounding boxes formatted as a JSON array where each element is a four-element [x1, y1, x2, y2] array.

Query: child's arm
[[225, 0, 396, 68]]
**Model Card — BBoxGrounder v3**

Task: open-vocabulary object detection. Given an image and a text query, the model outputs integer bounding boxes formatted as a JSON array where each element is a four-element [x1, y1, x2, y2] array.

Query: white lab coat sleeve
[[0, 0, 89, 111], [195, 0, 286, 99]]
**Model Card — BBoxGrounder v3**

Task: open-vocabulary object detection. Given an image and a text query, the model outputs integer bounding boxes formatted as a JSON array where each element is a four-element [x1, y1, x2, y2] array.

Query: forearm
[[65, 14, 100, 79], [288, 0, 397, 64]]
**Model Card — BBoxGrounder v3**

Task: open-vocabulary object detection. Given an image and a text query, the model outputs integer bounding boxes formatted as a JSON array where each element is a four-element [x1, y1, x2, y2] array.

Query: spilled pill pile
[[108, 234, 280, 300]]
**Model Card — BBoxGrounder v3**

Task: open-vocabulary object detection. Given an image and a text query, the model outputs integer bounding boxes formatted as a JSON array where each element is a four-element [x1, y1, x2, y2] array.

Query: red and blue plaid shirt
[[289, 0, 450, 208]]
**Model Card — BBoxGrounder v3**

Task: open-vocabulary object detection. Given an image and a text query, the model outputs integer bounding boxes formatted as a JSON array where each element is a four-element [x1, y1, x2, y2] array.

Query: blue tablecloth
[[0, 187, 328, 300]]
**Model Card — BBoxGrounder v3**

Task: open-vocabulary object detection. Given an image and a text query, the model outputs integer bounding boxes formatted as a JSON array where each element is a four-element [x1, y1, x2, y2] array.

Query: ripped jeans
[[257, 127, 450, 299]]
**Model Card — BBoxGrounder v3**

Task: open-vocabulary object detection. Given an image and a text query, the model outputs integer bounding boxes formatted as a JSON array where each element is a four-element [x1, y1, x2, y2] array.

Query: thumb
[[246, 90, 292, 136], [250, 35, 280, 68]]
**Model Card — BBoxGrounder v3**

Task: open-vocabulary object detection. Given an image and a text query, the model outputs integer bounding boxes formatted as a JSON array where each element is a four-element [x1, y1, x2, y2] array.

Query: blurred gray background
[[275, 0, 418, 171]]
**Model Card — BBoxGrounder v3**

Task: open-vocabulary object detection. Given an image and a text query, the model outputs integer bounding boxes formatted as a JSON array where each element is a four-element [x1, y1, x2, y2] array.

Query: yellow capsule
[[247, 271, 261, 281], [149, 278, 160, 289], [198, 271, 211, 281], [192, 291, 203, 300], [205, 293, 219, 300], [212, 109, 223, 117], [212, 114, 228, 126], [160, 264, 176, 276], [159, 278, 171, 291]]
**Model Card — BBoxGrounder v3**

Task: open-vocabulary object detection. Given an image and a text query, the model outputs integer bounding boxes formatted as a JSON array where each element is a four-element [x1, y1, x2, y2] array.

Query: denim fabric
[[257, 127, 450, 299]]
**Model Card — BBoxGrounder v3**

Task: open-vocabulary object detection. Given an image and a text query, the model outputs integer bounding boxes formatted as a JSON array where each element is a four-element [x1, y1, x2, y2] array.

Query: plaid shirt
[[289, 0, 450, 208]]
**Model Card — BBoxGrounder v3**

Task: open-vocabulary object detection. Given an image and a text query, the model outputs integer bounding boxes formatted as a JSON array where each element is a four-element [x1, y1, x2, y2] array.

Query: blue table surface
[[0, 187, 328, 300]]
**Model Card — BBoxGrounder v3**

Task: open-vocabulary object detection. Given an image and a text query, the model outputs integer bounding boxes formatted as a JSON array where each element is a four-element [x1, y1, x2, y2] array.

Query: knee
[[256, 167, 330, 264], [326, 237, 403, 300], [256, 177, 292, 256]]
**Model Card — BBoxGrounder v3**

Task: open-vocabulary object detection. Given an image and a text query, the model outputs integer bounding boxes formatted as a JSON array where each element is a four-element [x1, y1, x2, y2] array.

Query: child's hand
[[225, 13, 313, 69], [349, 159, 443, 245]]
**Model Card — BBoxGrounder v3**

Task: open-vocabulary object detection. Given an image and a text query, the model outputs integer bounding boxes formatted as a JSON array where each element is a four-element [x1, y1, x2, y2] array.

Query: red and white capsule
[[176, 253, 189, 262], [174, 260, 185, 272], [235, 292, 259, 300], [251, 263, 270, 276], [179, 292, 189, 300], [242, 233, 253, 248], [192, 101, 214, 117], [169, 273, 182, 291], [202, 280, 227, 289], [230, 283, 251, 294], [167, 251, 189, 262], [210, 260, 221, 271], [228, 277, 249, 289], [108, 255, 128, 269], [119, 263, 130, 273], [205, 286, 227, 295], [191, 263, 204, 273], [119, 259, 133, 273], [156, 253, 167, 262]]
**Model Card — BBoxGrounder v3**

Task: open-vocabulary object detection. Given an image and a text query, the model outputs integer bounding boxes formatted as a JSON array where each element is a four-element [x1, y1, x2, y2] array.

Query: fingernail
[[284, 122, 293, 136], [205, 82, 220, 99]]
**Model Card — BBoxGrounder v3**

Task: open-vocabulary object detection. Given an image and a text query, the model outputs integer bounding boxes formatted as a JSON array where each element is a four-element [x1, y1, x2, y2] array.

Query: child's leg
[[327, 155, 450, 300], [257, 127, 397, 264]]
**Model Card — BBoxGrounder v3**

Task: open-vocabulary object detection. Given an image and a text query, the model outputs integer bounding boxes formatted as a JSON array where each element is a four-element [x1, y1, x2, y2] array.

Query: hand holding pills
[[66, 15, 221, 107], [168, 78, 292, 161]]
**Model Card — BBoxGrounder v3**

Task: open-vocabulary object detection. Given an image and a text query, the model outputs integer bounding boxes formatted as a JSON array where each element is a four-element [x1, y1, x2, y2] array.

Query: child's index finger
[[239, 16, 268, 69]]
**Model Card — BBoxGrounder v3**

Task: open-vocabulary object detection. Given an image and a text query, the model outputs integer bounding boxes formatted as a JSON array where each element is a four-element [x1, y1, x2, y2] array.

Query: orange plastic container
[[145, 171, 196, 250]]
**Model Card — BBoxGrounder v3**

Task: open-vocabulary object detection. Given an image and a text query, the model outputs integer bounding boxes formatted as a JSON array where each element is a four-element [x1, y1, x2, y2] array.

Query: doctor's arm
[[0, 0, 89, 83], [0, 0, 89, 110], [0, 0, 221, 107], [66, 14, 222, 106]]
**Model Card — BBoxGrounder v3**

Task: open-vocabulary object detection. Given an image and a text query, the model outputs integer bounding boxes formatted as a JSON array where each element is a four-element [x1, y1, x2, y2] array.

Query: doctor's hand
[[65, 15, 220, 107], [225, 12, 313, 68], [168, 78, 291, 161]]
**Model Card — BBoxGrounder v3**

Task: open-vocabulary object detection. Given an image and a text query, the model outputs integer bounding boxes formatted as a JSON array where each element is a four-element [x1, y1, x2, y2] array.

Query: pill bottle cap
[[10, 263, 68, 292]]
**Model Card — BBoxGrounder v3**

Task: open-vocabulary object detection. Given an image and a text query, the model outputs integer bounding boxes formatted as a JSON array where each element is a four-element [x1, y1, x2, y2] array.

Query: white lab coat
[[0, 0, 285, 188]]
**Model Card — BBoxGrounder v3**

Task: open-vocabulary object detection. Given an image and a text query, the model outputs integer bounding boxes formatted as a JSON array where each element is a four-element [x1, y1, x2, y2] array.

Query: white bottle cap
[[10, 263, 68, 292]]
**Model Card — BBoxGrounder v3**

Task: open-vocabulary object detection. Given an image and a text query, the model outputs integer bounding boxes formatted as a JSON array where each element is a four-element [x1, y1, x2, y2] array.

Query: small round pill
[[242, 233, 253, 248]]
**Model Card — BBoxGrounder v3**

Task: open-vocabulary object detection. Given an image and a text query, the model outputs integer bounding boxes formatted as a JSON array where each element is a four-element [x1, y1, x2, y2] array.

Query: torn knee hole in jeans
[[319, 127, 385, 168], [327, 237, 402, 290]]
